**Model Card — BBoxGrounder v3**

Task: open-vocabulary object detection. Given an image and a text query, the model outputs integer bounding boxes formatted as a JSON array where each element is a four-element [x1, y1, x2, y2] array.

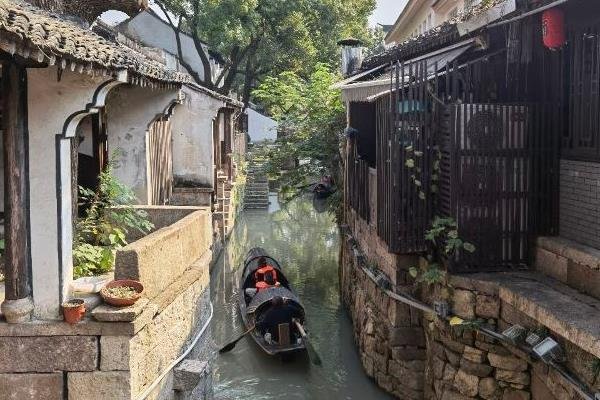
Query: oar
[[295, 182, 318, 190], [219, 325, 255, 354], [294, 320, 322, 366]]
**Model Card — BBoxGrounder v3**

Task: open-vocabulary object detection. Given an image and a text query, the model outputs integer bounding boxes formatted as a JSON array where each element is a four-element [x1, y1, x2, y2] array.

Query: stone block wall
[[341, 210, 600, 400], [560, 159, 600, 249], [427, 276, 600, 400], [341, 210, 425, 399], [170, 188, 213, 207], [115, 210, 212, 299], [0, 259, 212, 400], [535, 236, 600, 300]]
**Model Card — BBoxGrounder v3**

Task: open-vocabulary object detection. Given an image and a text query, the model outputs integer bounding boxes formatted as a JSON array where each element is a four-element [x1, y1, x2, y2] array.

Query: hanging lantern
[[542, 8, 566, 49]]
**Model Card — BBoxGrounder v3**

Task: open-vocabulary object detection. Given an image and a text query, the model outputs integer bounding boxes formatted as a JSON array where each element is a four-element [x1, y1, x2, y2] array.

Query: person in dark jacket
[[257, 296, 302, 343]]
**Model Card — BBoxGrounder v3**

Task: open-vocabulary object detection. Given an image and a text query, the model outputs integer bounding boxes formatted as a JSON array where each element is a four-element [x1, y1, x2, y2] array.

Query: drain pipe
[[136, 301, 214, 400], [344, 230, 598, 400]]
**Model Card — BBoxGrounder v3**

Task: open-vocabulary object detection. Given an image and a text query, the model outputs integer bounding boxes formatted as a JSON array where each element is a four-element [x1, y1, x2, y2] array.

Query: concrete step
[[245, 201, 269, 206]]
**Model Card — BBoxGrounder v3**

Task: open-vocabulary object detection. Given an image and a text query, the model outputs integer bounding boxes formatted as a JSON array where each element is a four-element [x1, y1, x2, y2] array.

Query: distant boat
[[238, 248, 308, 356], [312, 176, 336, 199]]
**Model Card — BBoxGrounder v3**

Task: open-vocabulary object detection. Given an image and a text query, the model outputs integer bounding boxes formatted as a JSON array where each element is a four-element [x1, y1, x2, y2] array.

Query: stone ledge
[[537, 236, 600, 271], [0, 318, 137, 337], [92, 298, 153, 323], [461, 271, 600, 359], [536, 236, 600, 299], [115, 210, 212, 300]]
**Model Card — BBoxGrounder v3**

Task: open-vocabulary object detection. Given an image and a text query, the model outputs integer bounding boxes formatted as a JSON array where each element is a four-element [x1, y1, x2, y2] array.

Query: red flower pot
[[63, 299, 86, 324]]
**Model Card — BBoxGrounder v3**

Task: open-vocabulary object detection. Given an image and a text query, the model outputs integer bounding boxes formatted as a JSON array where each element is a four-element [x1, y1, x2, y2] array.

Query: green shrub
[[73, 157, 153, 279]]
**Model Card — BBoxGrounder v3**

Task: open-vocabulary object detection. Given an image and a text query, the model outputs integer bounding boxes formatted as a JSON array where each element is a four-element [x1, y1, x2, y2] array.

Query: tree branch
[[156, 1, 204, 85]]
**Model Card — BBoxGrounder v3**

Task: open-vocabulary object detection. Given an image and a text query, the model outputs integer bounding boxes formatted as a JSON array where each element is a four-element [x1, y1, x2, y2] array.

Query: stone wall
[[340, 210, 425, 400], [341, 210, 600, 400], [115, 210, 212, 299], [535, 236, 600, 300], [0, 251, 213, 400]]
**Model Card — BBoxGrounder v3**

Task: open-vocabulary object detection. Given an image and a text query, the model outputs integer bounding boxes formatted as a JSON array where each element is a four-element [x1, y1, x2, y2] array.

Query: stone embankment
[[341, 210, 600, 400]]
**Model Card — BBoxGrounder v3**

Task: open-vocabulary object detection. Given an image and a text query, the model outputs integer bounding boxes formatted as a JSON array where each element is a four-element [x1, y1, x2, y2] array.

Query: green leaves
[[73, 154, 154, 279], [251, 64, 345, 214]]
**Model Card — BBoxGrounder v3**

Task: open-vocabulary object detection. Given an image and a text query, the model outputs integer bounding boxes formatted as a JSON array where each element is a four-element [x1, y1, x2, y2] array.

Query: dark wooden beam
[[2, 61, 31, 301]]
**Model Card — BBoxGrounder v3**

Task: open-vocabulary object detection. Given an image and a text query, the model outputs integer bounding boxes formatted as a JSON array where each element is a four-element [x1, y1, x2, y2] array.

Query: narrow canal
[[206, 195, 393, 399]]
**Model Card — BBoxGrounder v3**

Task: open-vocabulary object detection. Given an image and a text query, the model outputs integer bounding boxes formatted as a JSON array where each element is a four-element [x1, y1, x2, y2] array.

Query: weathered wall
[[247, 108, 277, 143], [106, 85, 179, 204], [559, 159, 600, 249], [116, 11, 222, 83], [341, 209, 600, 400], [115, 210, 212, 299], [171, 86, 224, 188], [340, 211, 425, 400], [27, 66, 111, 319], [0, 208, 214, 400]]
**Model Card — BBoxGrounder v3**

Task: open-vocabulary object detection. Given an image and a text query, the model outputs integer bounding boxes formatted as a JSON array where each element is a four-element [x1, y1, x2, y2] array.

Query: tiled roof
[[362, 0, 508, 69], [0, 0, 191, 84]]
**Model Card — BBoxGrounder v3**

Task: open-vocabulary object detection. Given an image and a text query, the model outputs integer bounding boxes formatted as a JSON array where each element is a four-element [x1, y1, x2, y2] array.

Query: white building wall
[[171, 86, 224, 187], [117, 12, 223, 84], [247, 109, 278, 143], [27, 67, 111, 319], [386, 0, 477, 45], [105, 85, 180, 204]]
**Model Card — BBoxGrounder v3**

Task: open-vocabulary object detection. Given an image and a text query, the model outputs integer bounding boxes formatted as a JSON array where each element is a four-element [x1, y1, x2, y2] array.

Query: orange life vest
[[256, 281, 280, 292], [255, 265, 277, 282]]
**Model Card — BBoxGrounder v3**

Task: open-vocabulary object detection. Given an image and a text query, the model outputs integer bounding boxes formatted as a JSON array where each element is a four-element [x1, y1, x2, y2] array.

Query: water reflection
[[208, 195, 393, 400]]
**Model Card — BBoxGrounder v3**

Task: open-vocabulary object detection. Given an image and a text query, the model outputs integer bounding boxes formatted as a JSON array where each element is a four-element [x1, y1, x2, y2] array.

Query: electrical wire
[[136, 301, 214, 400]]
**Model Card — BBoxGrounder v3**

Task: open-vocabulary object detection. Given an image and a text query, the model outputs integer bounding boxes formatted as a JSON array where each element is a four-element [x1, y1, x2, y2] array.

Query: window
[[428, 14, 433, 29], [449, 7, 458, 19]]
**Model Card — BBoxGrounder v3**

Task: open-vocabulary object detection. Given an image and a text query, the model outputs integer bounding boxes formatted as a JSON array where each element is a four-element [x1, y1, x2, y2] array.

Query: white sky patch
[[370, 0, 408, 26]]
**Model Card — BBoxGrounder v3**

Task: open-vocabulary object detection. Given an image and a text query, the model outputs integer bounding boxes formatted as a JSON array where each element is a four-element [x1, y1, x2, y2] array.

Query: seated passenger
[[254, 258, 278, 283], [255, 272, 280, 292]]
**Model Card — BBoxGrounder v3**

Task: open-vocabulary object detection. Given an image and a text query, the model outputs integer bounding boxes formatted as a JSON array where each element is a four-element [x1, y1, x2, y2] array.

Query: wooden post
[[1, 60, 34, 323]]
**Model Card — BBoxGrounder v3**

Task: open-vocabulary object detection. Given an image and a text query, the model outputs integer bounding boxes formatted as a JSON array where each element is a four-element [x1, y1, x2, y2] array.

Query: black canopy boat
[[239, 248, 307, 356], [312, 176, 336, 199]]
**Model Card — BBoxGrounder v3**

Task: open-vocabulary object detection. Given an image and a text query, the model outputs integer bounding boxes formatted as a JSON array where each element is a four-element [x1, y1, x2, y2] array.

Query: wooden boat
[[239, 247, 307, 356], [312, 176, 336, 199]]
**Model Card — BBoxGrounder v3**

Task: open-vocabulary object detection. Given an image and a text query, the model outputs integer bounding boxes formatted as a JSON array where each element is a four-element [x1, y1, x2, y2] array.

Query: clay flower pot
[[62, 299, 86, 324], [100, 280, 144, 307]]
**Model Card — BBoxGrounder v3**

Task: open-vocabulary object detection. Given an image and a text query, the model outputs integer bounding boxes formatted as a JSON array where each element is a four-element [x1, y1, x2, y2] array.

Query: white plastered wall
[[248, 108, 278, 143], [27, 67, 112, 319], [171, 86, 224, 188], [105, 85, 180, 204]]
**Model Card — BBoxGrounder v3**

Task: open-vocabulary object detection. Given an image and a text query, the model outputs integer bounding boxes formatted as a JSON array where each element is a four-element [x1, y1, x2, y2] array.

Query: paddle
[[296, 182, 318, 190], [294, 319, 323, 366], [219, 325, 255, 354]]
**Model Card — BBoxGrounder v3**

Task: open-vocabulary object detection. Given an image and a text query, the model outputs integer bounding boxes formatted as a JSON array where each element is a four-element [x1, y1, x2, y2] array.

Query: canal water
[[206, 195, 393, 400]]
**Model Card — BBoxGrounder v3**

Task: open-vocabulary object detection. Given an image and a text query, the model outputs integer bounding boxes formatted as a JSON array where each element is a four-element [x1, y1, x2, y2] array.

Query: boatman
[[257, 296, 301, 343]]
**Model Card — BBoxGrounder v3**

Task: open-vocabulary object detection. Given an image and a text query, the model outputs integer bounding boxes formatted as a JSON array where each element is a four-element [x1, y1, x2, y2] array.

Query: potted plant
[[62, 299, 86, 324], [101, 279, 144, 307]]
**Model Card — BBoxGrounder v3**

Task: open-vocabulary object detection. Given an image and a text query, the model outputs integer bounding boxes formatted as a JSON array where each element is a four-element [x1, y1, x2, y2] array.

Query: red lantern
[[542, 8, 566, 49]]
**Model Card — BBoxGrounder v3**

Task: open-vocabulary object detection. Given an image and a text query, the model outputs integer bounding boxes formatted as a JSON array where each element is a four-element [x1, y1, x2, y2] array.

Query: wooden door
[[148, 118, 173, 205]]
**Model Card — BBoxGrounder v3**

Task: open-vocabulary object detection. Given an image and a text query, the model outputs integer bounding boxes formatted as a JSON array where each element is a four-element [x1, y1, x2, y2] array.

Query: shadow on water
[[205, 194, 394, 400]]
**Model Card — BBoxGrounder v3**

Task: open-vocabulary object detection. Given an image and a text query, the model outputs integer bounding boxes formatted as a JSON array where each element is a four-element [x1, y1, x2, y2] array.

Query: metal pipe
[[136, 301, 214, 400], [351, 240, 598, 400], [487, 0, 570, 29]]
